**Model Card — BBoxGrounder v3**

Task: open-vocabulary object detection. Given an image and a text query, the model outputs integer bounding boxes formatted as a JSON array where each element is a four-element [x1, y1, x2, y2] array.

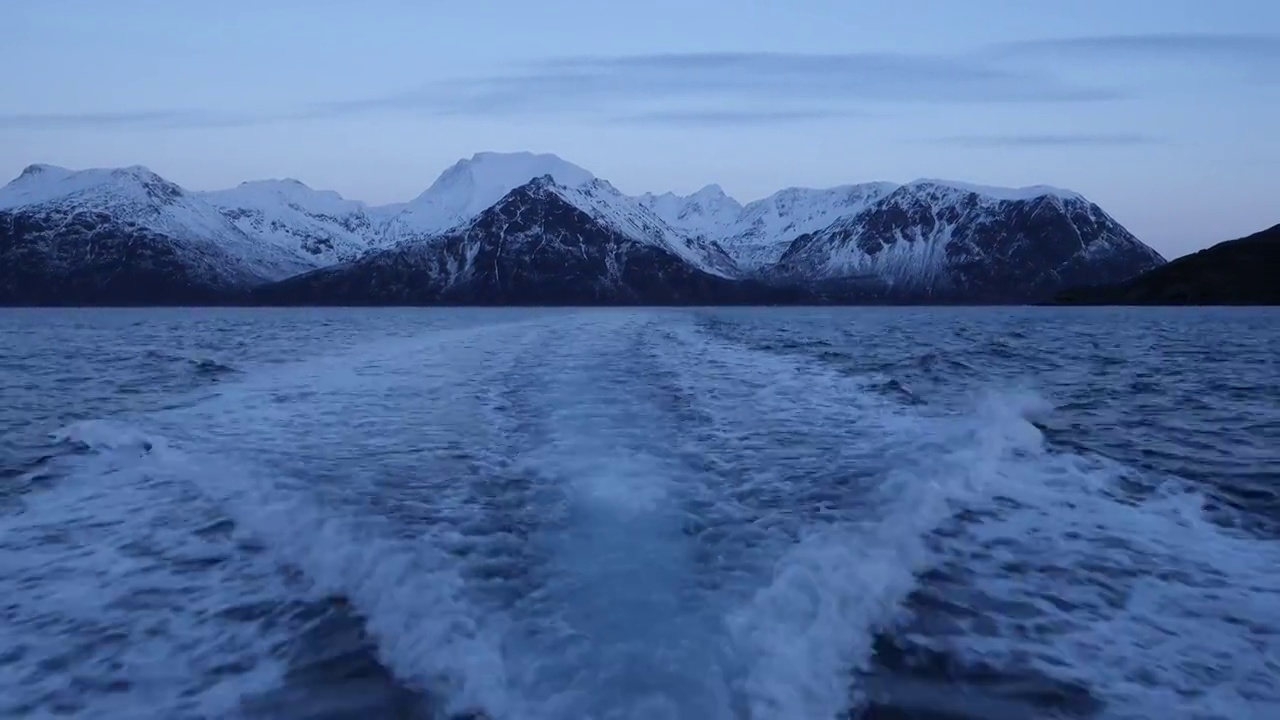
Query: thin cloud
[[315, 50, 1126, 122], [615, 108, 867, 126], [8, 35, 1273, 132], [928, 133, 1166, 147], [4, 47, 1132, 132], [0, 108, 285, 130], [1000, 32, 1280, 57], [994, 33, 1280, 84]]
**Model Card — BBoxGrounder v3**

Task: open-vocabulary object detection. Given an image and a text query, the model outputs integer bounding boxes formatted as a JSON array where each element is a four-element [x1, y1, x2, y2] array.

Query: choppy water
[[1, 307, 1277, 720]]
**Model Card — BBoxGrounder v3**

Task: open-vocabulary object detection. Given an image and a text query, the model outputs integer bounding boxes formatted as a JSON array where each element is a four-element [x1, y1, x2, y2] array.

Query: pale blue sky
[[3, 1, 1277, 258]]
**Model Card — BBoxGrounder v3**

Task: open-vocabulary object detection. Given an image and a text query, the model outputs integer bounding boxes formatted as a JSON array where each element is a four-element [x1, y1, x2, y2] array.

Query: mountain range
[[0, 151, 1167, 305]]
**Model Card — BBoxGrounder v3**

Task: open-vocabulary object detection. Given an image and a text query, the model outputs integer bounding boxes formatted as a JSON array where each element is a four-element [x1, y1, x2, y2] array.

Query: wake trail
[[485, 314, 743, 719], [12, 310, 1126, 720]]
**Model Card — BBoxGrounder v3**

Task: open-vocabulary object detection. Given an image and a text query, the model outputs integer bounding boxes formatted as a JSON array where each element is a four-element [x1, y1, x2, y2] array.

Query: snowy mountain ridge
[[381, 152, 597, 245], [2, 155, 1111, 272], [546, 178, 738, 278], [637, 184, 744, 240], [0, 163, 311, 284], [640, 178, 1095, 270], [255, 173, 777, 306], [1, 152, 1165, 304], [769, 180, 1166, 300], [199, 179, 387, 265]]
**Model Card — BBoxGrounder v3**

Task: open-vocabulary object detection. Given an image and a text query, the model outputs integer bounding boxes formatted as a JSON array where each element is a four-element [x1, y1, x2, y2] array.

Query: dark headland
[[1054, 224, 1280, 306]]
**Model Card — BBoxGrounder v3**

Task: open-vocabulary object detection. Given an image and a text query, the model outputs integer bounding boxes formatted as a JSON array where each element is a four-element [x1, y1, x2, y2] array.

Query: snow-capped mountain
[[0, 152, 1168, 305], [256, 175, 789, 305], [769, 180, 1167, 301], [638, 184, 743, 240], [380, 151, 597, 245], [0, 164, 312, 304], [555, 178, 738, 277], [200, 180, 385, 265], [642, 182, 900, 270], [726, 183, 899, 270]]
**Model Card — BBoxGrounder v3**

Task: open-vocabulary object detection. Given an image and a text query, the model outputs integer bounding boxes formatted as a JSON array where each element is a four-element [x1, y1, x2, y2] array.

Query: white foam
[[51, 418, 165, 452], [0, 427, 294, 719], [103, 313, 586, 718], [910, 449, 1280, 717], [153, 447, 518, 715], [650, 321, 1063, 718]]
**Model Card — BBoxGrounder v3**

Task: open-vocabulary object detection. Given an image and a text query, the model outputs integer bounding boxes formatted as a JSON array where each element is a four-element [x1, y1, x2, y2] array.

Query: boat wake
[[4, 310, 1276, 719]]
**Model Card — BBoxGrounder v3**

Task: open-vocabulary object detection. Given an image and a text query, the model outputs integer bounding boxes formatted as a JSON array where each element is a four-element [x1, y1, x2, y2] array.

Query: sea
[[1, 307, 1277, 720]]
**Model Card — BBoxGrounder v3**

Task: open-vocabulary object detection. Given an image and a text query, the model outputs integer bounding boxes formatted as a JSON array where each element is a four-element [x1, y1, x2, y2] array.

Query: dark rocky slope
[[1, 209, 262, 305], [1055, 224, 1280, 305]]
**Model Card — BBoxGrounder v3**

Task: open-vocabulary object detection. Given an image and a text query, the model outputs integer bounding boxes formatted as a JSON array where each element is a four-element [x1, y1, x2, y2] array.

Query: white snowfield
[[1, 152, 1149, 284]]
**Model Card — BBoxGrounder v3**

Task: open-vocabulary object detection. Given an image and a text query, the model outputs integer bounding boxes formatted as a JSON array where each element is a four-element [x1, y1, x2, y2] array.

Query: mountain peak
[[0, 163, 186, 211], [524, 173, 560, 191], [116, 164, 160, 176], [386, 153, 596, 239], [904, 178, 1085, 202], [638, 182, 745, 243], [18, 163, 68, 178], [213, 178, 368, 209], [434, 151, 594, 185], [468, 170, 741, 279], [237, 178, 311, 190], [204, 178, 367, 214]]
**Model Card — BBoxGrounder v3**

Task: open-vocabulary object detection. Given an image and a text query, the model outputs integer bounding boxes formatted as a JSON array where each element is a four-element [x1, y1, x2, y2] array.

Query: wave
[[0, 420, 303, 719], [51, 418, 162, 453], [140, 348, 240, 377]]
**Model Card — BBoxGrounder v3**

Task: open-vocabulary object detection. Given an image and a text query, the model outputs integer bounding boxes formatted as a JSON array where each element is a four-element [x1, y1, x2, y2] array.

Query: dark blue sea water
[[1, 307, 1277, 720]]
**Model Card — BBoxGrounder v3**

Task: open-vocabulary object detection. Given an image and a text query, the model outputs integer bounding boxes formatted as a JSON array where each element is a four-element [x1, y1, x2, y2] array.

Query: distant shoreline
[[3, 301, 1276, 309]]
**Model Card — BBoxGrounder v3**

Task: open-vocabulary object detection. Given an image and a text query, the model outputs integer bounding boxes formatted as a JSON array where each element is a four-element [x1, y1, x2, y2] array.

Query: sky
[[2, 1, 1277, 259]]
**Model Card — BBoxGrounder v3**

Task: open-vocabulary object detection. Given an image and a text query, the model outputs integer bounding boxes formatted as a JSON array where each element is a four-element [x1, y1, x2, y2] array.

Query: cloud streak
[[614, 107, 867, 126], [1000, 32, 1280, 58], [315, 50, 1125, 123], [995, 33, 1280, 84], [310, 34, 1276, 123], [927, 133, 1165, 147], [9, 33, 1269, 132], [0, 108, 285, 130]]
